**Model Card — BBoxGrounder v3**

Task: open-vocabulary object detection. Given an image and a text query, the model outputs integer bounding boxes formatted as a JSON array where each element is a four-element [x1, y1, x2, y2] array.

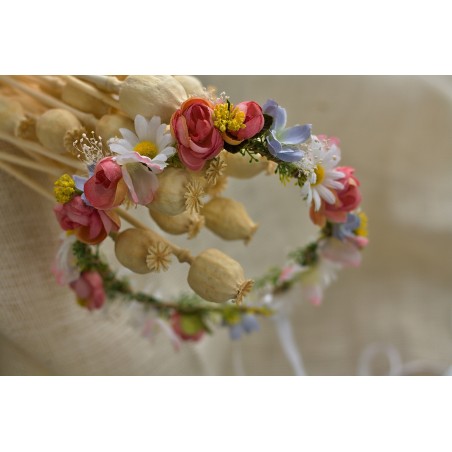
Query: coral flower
[[84, 157, 127, 209], [54, 195, 120, 245], [70, 271, 106, 311], [171, 97, 224, 171]]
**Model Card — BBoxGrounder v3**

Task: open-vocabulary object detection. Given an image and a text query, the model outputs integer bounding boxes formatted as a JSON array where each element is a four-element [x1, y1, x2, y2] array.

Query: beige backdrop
[[1, 75, 451, 375]]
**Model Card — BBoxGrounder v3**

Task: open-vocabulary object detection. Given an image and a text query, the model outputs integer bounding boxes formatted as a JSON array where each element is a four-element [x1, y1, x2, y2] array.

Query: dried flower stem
[[62, 76, 120, 110], [0, 76, 97, 129], [0, 160, 54, 202], [115, 208, 194, 265], [0, 151, 61, 175], [76, 75, 122, 94], [0, 131, 84, 171]]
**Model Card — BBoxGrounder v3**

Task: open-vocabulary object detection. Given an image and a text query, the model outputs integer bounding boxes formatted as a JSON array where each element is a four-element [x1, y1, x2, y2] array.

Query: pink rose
[[170, 312, 204, 342], [54, 196, 120, 245], [222, 101, 264, 145], [70, 271, 105, 310], [171, 97, 224, 171], [84, 157, 127, 210]]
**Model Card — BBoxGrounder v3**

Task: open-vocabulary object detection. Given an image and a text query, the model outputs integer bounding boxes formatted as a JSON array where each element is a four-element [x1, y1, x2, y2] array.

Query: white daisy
[[300, 135, 345, 211], [108, 115, 176, 205]]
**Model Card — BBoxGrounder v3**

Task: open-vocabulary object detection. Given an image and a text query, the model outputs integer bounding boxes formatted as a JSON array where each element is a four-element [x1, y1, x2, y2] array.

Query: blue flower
[[228, 314, 260, 340], [263, 99, 311, 162], [332, 213, 361, 241]]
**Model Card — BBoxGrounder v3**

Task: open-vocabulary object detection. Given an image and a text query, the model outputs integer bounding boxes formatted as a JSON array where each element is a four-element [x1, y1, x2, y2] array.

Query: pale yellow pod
[[150, 167, 191, 216], [149, 207, 205, 239], [223, 152, 271, 179], [173, 75, 206, 97], [114, 228, 171, 274], [62, 83, 110, 117], [0, 95, 25, 135], [119, 75, 187, 124], [95, 114, 134, 147], [203, 197, 258, 244], [36, 108, 82, 153], [187, 248, 254, 304]]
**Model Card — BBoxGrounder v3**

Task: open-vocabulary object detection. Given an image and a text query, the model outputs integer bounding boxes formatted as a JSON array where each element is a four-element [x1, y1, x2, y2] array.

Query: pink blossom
[[70, 271, 105, 310], [171, 97, 223, 171], [318, 238, 362, 267], [222, 101, 264, 145], [54, 196, 120, 245], [84, 157, 127, 210]]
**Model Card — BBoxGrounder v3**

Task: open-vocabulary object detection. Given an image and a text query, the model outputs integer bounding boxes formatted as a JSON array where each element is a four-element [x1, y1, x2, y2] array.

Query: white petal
[[109, 142, 132, 155], [119, 128, 139, 147], [147, 116, 161, 141], [313, 189, 321, 210], [134, 115, 148, 141], [155, 123, 167, 144], [316, 185, 336, 204], [325, 178, 344, 190], [158, 133, 175, 150], [161, 146, 176, 157], [329, 170, 345, 180]]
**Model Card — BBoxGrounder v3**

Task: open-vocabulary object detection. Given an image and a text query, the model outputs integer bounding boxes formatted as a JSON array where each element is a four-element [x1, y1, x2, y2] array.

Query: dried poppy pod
[[61, 82, 110, 117], [150, 167, 191, 216], [114, 228, 172, 274], [223, 152, 273, 179], [173, 75, 206, 97], [36, 108, 82, 153], [0, 95, 26, 135], [203, 197, 258, 244], [119, 75, 187, 124], [149, 207, 205, 239], [95, 114, 134, 147], [187, 248, 254, 304]]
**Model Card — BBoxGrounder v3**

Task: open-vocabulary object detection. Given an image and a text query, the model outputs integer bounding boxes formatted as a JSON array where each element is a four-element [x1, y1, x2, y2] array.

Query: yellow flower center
[[134, 141, 158, 158], [355, 212, 368, 237], [312, 164, 325, 186], [213, 102, 246, 133], [54, 174, 76, 203]]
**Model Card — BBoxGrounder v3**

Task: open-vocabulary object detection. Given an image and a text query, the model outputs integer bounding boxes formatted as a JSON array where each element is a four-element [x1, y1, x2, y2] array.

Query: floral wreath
[[0, 75, 368, 347]]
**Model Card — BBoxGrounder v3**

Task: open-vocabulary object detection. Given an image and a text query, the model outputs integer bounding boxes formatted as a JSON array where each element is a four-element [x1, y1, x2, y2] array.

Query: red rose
[[84, 157, 127, 210], [70, 271, 105, 310], [171, 97, 223, 171], [54, 195, 120, 245], [222, 101, 264, 145]]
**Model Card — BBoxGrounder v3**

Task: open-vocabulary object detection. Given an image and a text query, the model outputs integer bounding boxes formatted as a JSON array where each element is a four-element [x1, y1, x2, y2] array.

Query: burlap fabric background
[[1, 75, 451, 375]]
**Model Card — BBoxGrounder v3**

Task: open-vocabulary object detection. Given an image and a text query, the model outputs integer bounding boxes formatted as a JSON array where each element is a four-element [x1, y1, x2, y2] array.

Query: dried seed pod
[[205, 174, 228, 197], [223, 152, 272, 179], [16, 115, 37, 140], [114, 228, 170, 274], [150, 167, 191, 216], [62, 82, 110, 117], [0, 95, 26, 135], [36, 108, 82, 153], [173, 75, 206, 97], [187, 248, 254, 304], [119, 75, 187, 124], [149, 207, 205, 239], [95, 114, 134, 147], [203, 197, 258, 244]]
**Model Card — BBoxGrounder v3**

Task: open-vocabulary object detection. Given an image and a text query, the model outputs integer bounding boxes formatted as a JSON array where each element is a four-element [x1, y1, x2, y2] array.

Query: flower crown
[[0, 75, 368, 346]]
